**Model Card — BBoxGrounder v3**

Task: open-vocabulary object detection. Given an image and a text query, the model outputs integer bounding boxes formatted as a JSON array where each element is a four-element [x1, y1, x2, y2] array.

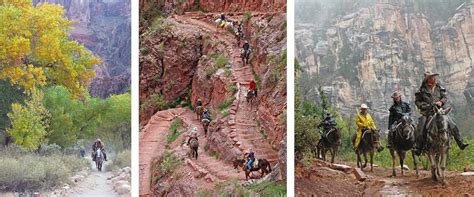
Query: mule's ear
[[445, 107, 452, 114]]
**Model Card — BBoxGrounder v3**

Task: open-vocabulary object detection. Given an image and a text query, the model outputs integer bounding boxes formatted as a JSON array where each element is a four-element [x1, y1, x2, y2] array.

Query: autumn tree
[[0, 0, 100, 97], [7, 89, 50, 150]]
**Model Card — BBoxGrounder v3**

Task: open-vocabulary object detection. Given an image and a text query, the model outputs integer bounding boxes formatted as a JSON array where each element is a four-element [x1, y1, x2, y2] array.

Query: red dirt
[[140, 11, 280, 196], [296, 159, 474, 196]]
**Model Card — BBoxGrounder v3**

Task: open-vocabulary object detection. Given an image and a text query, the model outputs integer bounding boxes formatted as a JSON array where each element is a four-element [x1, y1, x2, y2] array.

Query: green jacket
[[415, 82, 447, 116]]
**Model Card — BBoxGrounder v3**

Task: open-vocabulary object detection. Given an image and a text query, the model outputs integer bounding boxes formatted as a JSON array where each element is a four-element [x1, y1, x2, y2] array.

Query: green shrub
[[167, 119, 184, 143], [140, 47, 151, 55], [150, 94, 169, 110], [249, 181, 286, 196], [106, 150, 131, 172], [217, 97, 235, 112], [0, 153, 87, 191], [227, 84, 238, 94], [160, 150, 183, 175]]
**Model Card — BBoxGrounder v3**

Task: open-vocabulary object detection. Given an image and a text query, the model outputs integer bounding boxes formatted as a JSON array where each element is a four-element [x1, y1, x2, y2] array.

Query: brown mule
[[353, 128, 383, 172], [233, 158, 272, 180], [189, 138, 199, 160]]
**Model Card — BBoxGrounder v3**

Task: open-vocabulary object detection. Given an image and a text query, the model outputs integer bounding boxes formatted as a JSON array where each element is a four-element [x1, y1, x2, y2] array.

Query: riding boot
[[104, 152, 108, 161], [449, 121, 469, 150], [387, 130, 393, 149], [414, 116, 426, 156]]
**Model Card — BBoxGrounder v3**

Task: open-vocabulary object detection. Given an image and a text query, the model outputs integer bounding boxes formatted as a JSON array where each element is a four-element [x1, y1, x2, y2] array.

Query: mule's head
[[96, 149, 102, 158], [233, 159, 244, 169], [399, 113, 414, 139], [370, 129, 384, 152], [434, 107, 451, 134]]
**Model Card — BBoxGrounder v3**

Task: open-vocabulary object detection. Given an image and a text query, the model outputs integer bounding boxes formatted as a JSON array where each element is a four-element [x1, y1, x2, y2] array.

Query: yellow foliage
[[0, 1, 99, 97]]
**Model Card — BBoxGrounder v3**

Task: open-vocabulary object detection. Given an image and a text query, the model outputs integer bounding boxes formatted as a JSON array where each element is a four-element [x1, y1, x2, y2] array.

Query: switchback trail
[[139, 11, 280, 196]]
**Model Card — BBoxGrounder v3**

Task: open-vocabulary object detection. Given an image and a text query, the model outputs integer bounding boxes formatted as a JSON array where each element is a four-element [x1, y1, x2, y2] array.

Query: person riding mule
[[242, 40, 251, 64], [187, 127, 199, 145], [195, 99, 204, 120], [414, 72, 469, 155], [244, 148, 256, 170], [317, 112, 340, 163], [202, 108, 211, 122], [318, 112, 337, 135], [92, 139, 107, 161], [387, 91, 413, 149], [248, 80, 257, 98], [354, 104, 382, 152]]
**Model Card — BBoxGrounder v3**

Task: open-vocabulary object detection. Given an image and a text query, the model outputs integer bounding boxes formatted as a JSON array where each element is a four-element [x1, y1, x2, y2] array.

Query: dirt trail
[[139, 12, 280, 196], [296, 159, 474, 196], [69, 158, 118, 197], [175, 12, 279, 164], [139, 108, 184, 196]]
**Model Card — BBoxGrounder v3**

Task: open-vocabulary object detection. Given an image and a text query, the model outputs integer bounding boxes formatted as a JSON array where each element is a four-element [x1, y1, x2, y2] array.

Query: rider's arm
[[415, 91, 430, 110], [388, 110, 394, 130], [439, 86, 447, 106], [355, 116, 365, 128]]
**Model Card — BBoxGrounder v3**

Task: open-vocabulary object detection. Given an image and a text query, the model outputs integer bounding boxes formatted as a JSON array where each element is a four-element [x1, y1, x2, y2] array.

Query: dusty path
[[296, 159, 474, 196], [175, 11, 279, 164], [139, 108, 184, 196], [140, 11, 280, 196], [68, 158, 118, 197]]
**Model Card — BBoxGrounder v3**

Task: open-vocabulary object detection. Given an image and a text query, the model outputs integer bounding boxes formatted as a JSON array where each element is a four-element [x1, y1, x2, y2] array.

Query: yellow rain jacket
[[354, 112, 377, 148]]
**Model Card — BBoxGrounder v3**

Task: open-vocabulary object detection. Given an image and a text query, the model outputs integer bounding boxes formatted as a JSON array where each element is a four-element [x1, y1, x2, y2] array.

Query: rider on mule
[[196, 99, 202, 108], [387, 91, 412, 149], [244, 148, 256, 170], [354, 104, 378, 150], [187, 127, 199, 145], [202, 108, 212, 122], [414, 72, 469, 155], [249, 80, 257, 97], [92, 138, 107, 161], [318, 112, 337, 134]]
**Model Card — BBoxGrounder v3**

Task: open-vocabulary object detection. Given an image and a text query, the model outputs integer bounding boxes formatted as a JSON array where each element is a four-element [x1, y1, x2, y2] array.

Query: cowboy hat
[[424, 71, 439, 79], [192, 127, 198, 132], [360, 104, 369, 109], [391, 91, 402, 98]]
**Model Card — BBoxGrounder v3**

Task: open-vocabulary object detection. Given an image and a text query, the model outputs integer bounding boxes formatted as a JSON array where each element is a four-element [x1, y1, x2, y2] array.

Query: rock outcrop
[[296, 0, 474, 127], [140, 0, 286, 13], [34, 0, 131, 98]]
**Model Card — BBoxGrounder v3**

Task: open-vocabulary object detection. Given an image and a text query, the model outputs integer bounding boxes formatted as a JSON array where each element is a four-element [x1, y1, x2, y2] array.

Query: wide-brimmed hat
[[424, 71, 439, 80], [391, 91, 402, 98], [360, 104, 369, 109], [192, 127, 197, 132]]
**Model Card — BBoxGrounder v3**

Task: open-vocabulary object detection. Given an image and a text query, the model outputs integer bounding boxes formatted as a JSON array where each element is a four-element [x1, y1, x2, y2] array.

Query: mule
[[189, 138, 199, 160], [95, 148, 104, 172], [389, 113, 418, 177], [215, 18, 233, 32], [233, 158, 272, 180], [195, 106, 203, 121], [316, 126, 341, 163], [235, 28, 244, 46], [353, 128, 383, 171], [424, 106, 451, 183], [202, 118, 210, 136], [246, 89, 256, 107], [241, 49, 252, 65]]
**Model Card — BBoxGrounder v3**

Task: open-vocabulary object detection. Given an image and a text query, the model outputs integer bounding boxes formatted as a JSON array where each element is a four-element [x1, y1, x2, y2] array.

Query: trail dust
[[296, 159, 474, 196], [68, 156, 119, 197]]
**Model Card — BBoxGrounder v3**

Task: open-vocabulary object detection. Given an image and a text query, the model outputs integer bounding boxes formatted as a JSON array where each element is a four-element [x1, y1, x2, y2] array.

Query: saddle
[[244, 158, 259, 168], [202, 118, 211, 124]]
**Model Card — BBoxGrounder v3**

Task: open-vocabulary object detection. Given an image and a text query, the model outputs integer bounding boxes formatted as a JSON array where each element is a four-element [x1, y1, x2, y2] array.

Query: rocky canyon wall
[[140, 0, 286, 13], [296, 1, 474, 128], [34, 0, 131, 98]]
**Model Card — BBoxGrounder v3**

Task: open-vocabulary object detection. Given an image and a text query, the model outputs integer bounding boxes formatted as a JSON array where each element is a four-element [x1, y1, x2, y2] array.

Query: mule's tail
[[267, 161, 272, 173]]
